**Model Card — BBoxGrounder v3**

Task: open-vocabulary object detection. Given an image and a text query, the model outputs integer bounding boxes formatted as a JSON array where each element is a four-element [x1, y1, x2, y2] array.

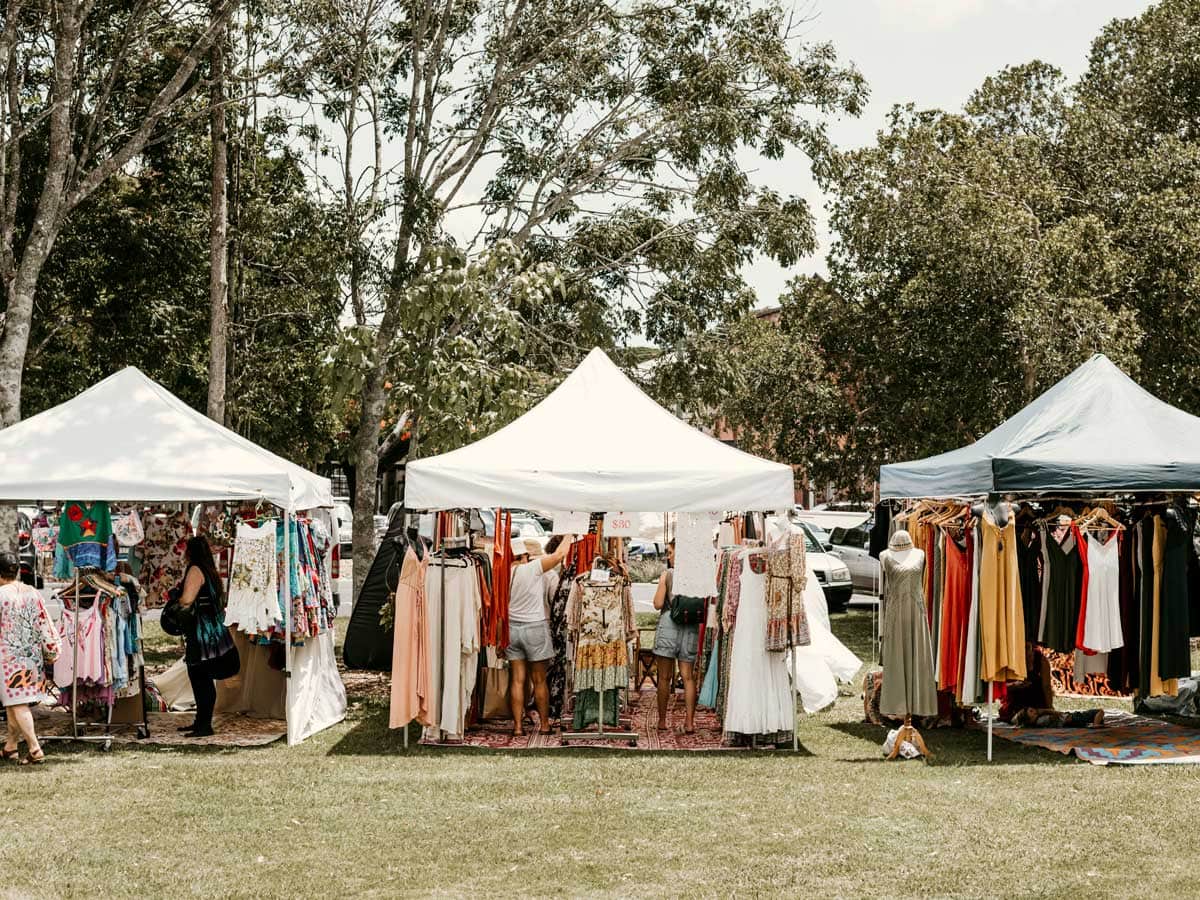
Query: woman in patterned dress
[[0, 550, 61, 765]]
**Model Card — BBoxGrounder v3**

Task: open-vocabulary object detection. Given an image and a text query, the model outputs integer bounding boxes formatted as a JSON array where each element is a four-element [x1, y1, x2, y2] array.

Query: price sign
[[602, 512, 638, 537], [551, 510, 591, 534]]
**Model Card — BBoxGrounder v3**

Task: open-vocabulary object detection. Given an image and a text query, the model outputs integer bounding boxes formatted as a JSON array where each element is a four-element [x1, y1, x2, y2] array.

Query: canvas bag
[[113, 507, 145, 547], [31, 525, 59, 554]]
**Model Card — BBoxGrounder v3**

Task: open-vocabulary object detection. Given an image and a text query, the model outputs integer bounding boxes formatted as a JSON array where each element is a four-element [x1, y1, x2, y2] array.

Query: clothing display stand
[[560, 684, 638, 746], [887, 714, 931, 761], [426, 539, 471, 746], [42, 567, 150, 751]]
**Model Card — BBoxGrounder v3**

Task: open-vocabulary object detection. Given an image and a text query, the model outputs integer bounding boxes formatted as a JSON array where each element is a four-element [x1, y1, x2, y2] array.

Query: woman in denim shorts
[[652, 542, 700, 733]]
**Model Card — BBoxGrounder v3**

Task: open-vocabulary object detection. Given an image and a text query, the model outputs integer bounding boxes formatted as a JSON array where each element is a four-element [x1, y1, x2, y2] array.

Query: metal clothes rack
[[42, 567, 150, 751], [418, 541, 472, 749]]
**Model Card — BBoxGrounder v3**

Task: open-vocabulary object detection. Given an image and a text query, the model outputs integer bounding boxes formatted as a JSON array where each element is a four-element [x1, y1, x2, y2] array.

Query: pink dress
[[54, 604, 106, 687], [0, 582, 61, 706]]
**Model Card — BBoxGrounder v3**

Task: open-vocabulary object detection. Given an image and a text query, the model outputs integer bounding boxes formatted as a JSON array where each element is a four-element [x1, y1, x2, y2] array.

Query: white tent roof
[[0, 367, 331, 509], [405, 348, 794, 512]]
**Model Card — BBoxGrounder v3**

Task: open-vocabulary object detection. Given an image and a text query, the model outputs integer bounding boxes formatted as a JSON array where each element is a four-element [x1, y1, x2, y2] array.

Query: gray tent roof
[[880, 354, 1200, 498]]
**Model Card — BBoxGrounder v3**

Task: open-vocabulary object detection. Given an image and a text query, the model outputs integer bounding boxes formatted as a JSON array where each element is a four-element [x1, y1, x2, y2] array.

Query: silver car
[[829, 521, 880, 593]]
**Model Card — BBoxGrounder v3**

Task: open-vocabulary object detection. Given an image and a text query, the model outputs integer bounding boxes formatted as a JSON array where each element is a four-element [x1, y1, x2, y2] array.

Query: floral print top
[[0, 581, 62, 706]]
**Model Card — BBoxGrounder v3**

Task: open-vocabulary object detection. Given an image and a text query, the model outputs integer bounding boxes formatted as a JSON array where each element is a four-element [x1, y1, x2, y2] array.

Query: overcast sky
[[750, 0, 1155, 306]]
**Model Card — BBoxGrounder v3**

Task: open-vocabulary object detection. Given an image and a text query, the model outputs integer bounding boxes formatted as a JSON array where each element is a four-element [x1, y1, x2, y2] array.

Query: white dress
[[1082, 531, 1124, 653], [723, 552, 795, 735], [225, 520, 280, 635], [789, 571, 862, 713]]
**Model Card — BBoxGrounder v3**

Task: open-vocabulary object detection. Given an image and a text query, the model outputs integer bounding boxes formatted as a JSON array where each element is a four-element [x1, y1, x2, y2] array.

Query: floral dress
[[0, 581, 62, 706], [141, 511, 194, 609]]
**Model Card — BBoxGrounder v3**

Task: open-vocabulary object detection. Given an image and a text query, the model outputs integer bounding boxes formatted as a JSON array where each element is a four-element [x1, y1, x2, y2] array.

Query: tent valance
[[880, 354, 1200, 498], [405, 348, 795, 512], [0, 367, 332, 509]]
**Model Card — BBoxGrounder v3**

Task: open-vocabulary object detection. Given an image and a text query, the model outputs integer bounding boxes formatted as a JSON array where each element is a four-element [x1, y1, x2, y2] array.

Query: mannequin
[[972, 493, 1011, 528], [879, 529, 938, 759]]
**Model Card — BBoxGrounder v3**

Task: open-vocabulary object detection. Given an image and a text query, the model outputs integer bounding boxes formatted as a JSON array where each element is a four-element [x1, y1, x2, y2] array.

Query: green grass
[[4, 611, 1200, 898]]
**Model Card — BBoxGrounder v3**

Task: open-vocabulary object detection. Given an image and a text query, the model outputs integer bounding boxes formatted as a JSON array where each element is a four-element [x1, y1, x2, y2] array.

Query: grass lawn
[[4, 612, 1200, 898]]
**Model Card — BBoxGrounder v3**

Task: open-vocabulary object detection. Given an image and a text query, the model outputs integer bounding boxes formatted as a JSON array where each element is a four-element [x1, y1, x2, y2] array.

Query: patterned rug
[[991, 711, 1200, 765], [33, 708, 286, 748], [420, 689, 775, 752]]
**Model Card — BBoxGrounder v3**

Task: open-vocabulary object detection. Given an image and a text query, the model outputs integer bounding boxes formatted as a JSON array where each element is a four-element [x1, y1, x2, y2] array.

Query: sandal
[[20, 747, 45, 766], [1, 745, 19, 762]]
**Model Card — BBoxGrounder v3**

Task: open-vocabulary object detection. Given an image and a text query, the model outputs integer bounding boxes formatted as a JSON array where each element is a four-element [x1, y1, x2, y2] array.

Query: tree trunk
[[350, 365, 389, 601], [206, 2, 229, 423]]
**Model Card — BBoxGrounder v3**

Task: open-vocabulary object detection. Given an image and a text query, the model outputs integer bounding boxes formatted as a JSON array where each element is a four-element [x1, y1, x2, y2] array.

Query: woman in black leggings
[[176, 537, 238, 737]]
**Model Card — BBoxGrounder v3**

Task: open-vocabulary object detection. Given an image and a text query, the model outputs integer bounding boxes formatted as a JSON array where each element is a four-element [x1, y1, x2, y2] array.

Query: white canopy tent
[[0, 367, 345, 745], [406, 348, 795, 512]]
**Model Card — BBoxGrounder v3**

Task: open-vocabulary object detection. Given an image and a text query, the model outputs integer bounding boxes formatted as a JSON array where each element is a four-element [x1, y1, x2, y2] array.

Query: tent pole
[[283, 505, 293, 743]]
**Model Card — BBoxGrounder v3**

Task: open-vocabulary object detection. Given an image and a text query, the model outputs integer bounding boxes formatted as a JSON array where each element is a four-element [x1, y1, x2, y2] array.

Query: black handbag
[[159, 586, 193, 637], [665, 571, 705, 626]]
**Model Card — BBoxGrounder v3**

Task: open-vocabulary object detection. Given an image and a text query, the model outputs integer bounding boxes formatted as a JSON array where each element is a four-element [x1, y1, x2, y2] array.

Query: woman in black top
[[176, 536, 238, 737]]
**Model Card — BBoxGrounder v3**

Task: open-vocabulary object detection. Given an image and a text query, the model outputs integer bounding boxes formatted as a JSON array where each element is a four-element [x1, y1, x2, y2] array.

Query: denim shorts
[[505, 620, 555, 662], [654, 613, 699, 663]]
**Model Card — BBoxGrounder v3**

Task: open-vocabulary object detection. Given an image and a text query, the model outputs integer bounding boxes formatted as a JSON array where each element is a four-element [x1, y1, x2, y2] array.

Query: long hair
[[185, 536, 223, 603]]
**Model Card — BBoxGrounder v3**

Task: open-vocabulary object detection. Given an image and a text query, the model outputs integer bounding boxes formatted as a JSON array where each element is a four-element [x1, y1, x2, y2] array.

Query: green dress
[[879, 548, 938, 718]]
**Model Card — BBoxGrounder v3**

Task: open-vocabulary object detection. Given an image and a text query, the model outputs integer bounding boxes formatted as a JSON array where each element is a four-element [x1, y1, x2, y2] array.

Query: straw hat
[[524, 538, 545, 558], [888, 529, 914, 551]]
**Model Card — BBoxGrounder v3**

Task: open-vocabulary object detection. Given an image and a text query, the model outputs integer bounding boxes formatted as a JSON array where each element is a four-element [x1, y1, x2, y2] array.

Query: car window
[[834, 526, 866, 549], [796, 524, 821, 554]]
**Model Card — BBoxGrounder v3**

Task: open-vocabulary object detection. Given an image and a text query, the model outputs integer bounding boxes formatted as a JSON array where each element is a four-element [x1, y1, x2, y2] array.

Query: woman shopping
[[172, 537, 239, 738], [653, 541, 700, 734], [0, 550, 61, 765]]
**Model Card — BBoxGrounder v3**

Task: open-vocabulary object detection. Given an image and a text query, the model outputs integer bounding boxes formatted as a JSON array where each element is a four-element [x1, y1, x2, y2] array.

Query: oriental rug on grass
[[420, 689, 788, 752], [34, 708, 286, 748], [991, 710, 1200, 765]]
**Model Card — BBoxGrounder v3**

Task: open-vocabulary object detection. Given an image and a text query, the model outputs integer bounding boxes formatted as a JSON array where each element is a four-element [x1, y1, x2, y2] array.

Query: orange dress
[[389, 547, 432, 729], [979, 510, 1026, 683]]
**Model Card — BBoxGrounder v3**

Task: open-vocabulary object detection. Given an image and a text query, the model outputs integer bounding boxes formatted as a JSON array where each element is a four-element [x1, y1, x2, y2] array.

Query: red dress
[[938, 534, 971, 693]]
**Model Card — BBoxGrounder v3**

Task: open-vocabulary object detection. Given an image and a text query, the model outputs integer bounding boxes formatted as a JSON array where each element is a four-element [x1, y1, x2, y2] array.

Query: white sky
[[748, 0, 1155, 305]]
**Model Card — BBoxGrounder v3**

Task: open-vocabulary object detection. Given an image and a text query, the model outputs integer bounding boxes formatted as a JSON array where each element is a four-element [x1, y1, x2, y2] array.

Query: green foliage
[[753, 0, 1200, 493], [330, 241, 562, 457], [24, 122, 343, 466]]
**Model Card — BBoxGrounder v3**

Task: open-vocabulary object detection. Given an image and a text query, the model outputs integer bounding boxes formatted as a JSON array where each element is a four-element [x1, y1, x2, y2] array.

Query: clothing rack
[[42, 567, 150, 750], [561, 568, 638, 747], [422, 549, 472, 747]]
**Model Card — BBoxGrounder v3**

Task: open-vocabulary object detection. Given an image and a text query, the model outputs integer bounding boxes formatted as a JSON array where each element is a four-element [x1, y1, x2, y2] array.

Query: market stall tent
[[880, 354, 1200, 499], [0, 367, 345, 744], [405, 348, 795, 512]]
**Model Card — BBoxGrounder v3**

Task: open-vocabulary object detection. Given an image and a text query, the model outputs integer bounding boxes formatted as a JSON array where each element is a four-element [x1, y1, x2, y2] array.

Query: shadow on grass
[[826, 720, 1078, 766]]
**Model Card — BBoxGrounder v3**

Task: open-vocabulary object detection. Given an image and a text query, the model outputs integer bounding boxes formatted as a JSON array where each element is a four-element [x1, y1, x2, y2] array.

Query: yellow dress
[[979, 509, 1026, 683], [1150, 516, 1178, 698]]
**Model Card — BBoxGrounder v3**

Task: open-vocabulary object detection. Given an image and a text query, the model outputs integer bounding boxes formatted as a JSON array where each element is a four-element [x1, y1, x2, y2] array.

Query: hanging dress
[[1159, 508, 1193, 680], [879, 548, 938, 718], [389, 545, 431, 729], [1081, 530, 1123, 653], [723, 553, 795, 739], [225, 520, 280, 636], [978, 510, 1026, 683], [938, 533, 971, 693], [1041, 528, 1083, 654]]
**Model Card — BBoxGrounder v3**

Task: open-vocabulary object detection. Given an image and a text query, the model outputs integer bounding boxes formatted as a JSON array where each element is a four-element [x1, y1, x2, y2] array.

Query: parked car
[[511, 515, 549, 552], [627, 539, 666, 559], [333, 501, 353, 554], [795, 520, 853, 613], [829, 520, 880, 593]]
